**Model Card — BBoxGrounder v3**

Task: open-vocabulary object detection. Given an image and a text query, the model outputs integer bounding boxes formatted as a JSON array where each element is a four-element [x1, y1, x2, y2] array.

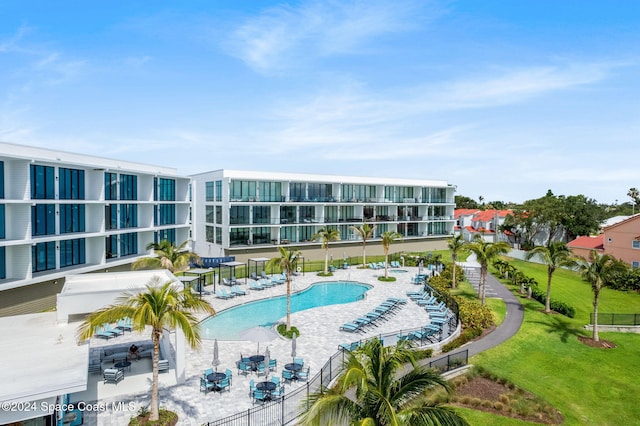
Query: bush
[[377, 276, 396, 282], [455, 297, 495, 330], [529, 286, 576, 318], [129, 408, 178, 426], [317, 272, 333, 277], [276, 324, 300, 338], [442, 327, 482, 352]]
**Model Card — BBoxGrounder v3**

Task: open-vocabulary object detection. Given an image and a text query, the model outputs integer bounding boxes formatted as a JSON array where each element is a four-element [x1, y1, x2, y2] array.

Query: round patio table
[[114, 360, 131, 374], [284, 363, 303, 372], [207, 372, 227, 391], [249, 355, 265, 371]]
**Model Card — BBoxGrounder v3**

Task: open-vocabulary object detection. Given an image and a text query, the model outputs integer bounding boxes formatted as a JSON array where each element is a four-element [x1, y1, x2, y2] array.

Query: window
[[300, 206, 315, 222], [59, 204, 85, 233], [258, 181, 282, 202], [0, 246, 5, 279], [105, 205, 117, 230], [120, 232, 138, 256], [215, 180, 222, 202], [59, 238, 86, 268], [119, 174, 137, 200], [229, 180, 256, 201], [230, 206, 249, 225], [215, 227, 222, 244], [215, 206, 222, 224], [0, 205, 4, 239], [252, 227, 271, 244], [59, 168, 85, 200], [229, 227, 249, 246], [633, 240, 640, 249], [32, 241, 56, 272], [307, 183, 331, 201], [155, 178, 176, 201], [120, 204, 138, 228], [289, 182, 305, 201], [633, 261, 639, 269], [32, 204, 56, 236], [206, 182, 214, 202], [384, 186, 394, 202], [155, 204, 175, 226], [154, 228, 175, 244], [206, 226, 214, 243], [105, 172, 118, 200], [206, 206, 214, 223], [106, 235, 118, 259], [30, 165, 55, 199], [0, 160, 4, 199], [252, 206, 271, 224]]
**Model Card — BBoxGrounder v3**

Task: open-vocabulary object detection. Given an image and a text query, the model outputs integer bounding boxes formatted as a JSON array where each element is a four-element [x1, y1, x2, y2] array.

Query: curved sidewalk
[[457, 254, 524, 357]]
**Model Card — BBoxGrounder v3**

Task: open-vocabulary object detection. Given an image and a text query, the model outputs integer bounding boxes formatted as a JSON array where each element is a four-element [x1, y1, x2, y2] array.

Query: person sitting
[[129, 344, 140, 360]]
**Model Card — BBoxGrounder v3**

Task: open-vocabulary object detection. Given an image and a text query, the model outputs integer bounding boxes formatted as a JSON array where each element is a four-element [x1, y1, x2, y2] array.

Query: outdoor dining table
[[114, 360, 131, 375], [256, 381, 277, 400], [207, 372, 227, 391], [249, 355, 265, 371], [284, 362, 303, 379]]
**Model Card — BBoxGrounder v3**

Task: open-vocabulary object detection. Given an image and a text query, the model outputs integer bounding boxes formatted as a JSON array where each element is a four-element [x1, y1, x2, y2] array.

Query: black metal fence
[[203, 346, 468, 426], [590, 313, 640, 326]]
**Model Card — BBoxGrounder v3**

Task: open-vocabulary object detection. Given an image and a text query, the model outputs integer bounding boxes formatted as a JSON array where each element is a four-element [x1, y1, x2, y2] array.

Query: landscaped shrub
[[608, 269, 640, 292], [428, 275, 451, 294], [454, 297, 495, 330], [442, 327, 482, 352], [529, 286, 576, 318], [277, 324, 300, 338], [377, 276, 396, 282]]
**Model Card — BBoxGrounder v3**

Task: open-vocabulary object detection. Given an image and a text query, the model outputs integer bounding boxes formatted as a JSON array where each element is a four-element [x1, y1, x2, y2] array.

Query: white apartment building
[[0, 142, 190, 315], [190, 170, 456, 263]]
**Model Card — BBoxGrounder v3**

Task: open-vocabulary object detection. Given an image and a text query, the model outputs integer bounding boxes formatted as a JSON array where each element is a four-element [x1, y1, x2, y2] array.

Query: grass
[[464, 258, 640, 425]]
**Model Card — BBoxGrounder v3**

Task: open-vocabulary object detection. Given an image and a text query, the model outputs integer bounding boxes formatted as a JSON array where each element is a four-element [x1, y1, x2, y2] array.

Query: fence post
[[247, 408, 251, 426]]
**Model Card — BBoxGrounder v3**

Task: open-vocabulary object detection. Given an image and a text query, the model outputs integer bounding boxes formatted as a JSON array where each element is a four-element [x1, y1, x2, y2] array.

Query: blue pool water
[[201, 281, 371, 340], [389, 269, 408, 273]]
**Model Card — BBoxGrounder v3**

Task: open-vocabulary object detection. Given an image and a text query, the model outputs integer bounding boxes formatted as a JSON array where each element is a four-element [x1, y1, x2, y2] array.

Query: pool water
[[389, 269, 408, 273], [201, 281, 371, 340]]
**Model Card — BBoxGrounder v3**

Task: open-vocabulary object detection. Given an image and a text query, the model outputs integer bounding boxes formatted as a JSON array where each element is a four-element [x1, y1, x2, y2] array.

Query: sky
[[1, 1, 639, 204]]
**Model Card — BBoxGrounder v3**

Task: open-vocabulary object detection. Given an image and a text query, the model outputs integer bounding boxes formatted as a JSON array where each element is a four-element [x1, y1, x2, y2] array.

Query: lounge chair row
[[397, 323, 442, 344], [94, 318, 132, 339], [215, 286, 247, 299], [339, 298, 406, 333]]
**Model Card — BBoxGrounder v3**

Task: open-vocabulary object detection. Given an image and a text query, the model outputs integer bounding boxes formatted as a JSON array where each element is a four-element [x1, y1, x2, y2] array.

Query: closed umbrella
[[212, 339, 220, 371], [291, 333, 297, 362], [264, 347, 271, 374]]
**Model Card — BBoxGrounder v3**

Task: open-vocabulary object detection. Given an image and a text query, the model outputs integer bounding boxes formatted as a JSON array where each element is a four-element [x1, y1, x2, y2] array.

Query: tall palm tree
[[628, 187, 639, 214], [576, 250, 627, 342], [448, 235, 465, 289], [351, 223, 376, 266], [525, 242, 577, 313], [312, 228, 340, 274], [266, 246, 302, 332], [77, 278, 214, 421], [381, 231, 403, 278], [465, 236, 510, 305], [132, 239, 201, 274], [299, 339, 468, 426]]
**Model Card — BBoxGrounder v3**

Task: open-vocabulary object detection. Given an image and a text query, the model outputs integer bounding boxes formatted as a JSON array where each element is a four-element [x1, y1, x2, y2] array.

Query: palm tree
[[312, 228, 340, 274], [525, 242, 577, 313], [447, 235, 465, 289], [576, 250, 627, 342], [266, 246, 302, 332], [77, 278, 214, 421], [465, 236, 510, 305], [132, 239, 200, 274], [351, 223, 376, 266], [299, 338, 468, 426], [381, 231, 403, 278], [628, 187, 639, 214]]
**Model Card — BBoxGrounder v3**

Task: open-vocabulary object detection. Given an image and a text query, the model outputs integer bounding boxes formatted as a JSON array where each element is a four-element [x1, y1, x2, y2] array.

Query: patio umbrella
[[212, 339, 220, 371], [239, 326, 280, 354], [264, 347, 271, 374], [291, 333, 297, 362]]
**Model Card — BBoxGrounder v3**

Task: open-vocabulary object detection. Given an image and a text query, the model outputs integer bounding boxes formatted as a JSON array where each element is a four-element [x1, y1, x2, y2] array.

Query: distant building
[[454, 209, 513, 243], [602, 214, 640, 268], [567, 235, 604, 260]]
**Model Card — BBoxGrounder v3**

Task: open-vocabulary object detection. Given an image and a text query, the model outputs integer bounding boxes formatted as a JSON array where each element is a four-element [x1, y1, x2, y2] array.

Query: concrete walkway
[[457, 254, 524, 357]]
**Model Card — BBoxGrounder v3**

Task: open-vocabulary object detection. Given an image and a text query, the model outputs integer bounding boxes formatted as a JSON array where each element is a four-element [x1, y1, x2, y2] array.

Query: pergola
[[182, 267, 216, 295], [218, 261, 245, 285], [247, 257, 270, 284]]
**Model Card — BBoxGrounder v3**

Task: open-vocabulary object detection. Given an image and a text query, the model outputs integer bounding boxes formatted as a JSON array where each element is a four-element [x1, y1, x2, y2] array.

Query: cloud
[[225, 0, 427, 73]]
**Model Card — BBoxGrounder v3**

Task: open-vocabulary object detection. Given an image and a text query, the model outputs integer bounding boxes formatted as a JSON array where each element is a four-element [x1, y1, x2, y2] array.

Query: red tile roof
[[454, 209, 480, 219], [471, 209, 513, 222], [567, 235, 604, 250]]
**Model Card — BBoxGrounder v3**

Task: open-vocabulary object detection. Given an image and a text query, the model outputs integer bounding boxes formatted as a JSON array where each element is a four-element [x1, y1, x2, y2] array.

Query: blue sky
[[1, 1, 639, 204]]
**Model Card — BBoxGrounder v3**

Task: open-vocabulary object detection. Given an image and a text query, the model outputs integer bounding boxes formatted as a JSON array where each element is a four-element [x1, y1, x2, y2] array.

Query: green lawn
[[461, 258, 640, 425]]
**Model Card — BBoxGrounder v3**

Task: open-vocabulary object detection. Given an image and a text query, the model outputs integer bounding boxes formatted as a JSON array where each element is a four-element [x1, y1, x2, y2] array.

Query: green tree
[[455, 195, 479, 209], [560, 194, 606, 242], [299, 339, 468, 426], [77, 278, 214, 421], [447, 234, 465, 289], [465, 236, 510, 305], [312, 228, 341, 274], [525, 242, 577, 313], [381, 231, 402, 278], [266, 246, 302, 332], [351, 223, 376, 266], [132, 239, 200, 273], [576, 251, 627, 341]]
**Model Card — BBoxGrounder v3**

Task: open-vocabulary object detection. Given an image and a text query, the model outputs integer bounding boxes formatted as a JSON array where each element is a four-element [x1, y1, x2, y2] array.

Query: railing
[[590, 313, 640, 326]]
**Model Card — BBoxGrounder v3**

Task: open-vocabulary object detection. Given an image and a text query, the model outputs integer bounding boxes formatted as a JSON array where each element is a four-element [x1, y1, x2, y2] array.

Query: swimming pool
[[201, 281, 371, 340]]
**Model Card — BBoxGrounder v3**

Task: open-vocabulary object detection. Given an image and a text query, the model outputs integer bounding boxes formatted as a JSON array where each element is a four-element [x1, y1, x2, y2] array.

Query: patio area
[[79, 265, 456, 425]]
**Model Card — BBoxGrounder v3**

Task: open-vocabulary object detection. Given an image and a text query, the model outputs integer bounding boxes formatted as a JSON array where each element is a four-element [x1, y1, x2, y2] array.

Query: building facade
[[602, 214, 640, 268], [0, 142, 190, 315], [191, 170, 456, 262]]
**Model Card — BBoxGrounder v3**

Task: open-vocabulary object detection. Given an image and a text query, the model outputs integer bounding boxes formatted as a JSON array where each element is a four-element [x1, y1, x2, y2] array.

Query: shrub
[[493, 401, 505, 411], [442, 327, 482, 352], [481, 400, 494, 409], [317, 272, 333, 277], [455, 297, 495, 330], [529, 286, 576, 318], [276, 324, 300, 338], [377, 276, 396, 282], [129, 408, 178, 426]]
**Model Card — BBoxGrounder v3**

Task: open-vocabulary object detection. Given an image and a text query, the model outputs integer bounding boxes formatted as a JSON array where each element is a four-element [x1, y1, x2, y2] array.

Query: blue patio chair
[[251, 272, 258, 280], [102, 323, 124, 337], [296, 367, 310, 381], [231, 285, 246, 296], [215, 290, 232, 299], [269, 358, 277, 371], [271, 385, 284, 399], [249, 379, 256, 396], [237, 361, 252, 375], [249, 282, 265, 291], [282, 369, 295, 383], [225, 368, 233, 384], [116, 317, 133, 332], [252, 389, 268, 404], [256, 362, 267, 377], [200, 377, 215, 393], [204, 368, 213, 377], [270, 376, 280, 386], [217, 378, 231, 393]]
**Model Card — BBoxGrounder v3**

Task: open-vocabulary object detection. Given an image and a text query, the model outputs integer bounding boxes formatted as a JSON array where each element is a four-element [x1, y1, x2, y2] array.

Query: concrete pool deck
[[81, 265, 459, 425]]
